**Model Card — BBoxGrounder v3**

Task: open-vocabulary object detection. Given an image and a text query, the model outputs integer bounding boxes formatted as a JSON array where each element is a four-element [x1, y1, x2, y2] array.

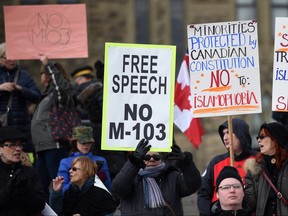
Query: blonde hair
[[0, 43, 6, 57], [71, 156, 97, 180]]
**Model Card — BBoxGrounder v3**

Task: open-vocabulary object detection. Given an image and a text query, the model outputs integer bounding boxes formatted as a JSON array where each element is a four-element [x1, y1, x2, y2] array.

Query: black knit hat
[[216, 166, 242, 191], [260, 122, 288, 151], [0, 126, 26, 144]]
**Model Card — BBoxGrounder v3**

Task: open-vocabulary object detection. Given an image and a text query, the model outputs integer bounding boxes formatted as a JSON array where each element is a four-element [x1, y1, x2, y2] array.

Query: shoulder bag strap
[[6, 69, 20, 110], [262, 170, 288, 205]]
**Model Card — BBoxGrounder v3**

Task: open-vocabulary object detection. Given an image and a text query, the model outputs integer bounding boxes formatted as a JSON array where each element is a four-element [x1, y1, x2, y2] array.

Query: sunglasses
[[256, 134, 269, 141], [144, 154, 161, 161], [70, 167, 81, 172]]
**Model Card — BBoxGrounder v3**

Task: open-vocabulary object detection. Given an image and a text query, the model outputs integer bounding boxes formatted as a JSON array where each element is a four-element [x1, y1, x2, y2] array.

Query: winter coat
[[58, 151, 112, 192], [31, 62, 74, 153], [0, 66, 41, 152], [197, 118, 256, 216], [244, 157, 288, 215], [0, 159, 45, 215], [112, 153, 201, 216], [50, 177, 116, 216], [210, 201, 252, 216]]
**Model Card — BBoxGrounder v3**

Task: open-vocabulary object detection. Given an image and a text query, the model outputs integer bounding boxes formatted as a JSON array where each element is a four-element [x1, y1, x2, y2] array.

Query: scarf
[[138, 162, 166, 208]]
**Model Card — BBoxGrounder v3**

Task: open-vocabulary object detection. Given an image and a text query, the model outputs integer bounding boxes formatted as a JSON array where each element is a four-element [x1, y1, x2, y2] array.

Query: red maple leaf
[[174, 81, 191, 111]]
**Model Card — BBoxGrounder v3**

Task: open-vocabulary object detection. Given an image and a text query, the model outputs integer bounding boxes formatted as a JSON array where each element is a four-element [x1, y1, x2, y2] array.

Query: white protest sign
[[101, 43, 176, 152], [187, 20, 262, 117], [272, 17, 288, 111]]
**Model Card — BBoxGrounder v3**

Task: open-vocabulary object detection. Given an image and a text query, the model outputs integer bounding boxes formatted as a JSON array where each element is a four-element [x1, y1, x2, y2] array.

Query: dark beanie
[[260, 122, 288, 151], [216, 166, 242, 191], [0, 126, 26, 144]]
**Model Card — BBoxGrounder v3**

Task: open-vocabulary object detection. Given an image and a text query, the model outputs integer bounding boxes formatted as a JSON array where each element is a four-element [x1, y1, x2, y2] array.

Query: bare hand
[[39, 54, 48, 65], [52, 176, 64, 192], [0, 82, 16, 92]]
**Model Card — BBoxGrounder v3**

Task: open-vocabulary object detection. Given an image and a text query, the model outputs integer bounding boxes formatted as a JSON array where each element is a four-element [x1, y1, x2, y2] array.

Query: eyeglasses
[[2, 142, 23, 149], [256, 134, 269, 141], [218, 184, 242, 191], [144, 154, 161, 161], [70, 167, 81, 172]]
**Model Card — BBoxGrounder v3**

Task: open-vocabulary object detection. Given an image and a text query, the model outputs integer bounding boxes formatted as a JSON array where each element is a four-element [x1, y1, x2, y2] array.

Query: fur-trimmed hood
[[244, 158, 262, 177]]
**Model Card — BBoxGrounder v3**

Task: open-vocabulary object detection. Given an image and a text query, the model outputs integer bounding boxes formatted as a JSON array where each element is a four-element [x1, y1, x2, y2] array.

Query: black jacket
[[210, 201, 252, 216], [0, 159, 45, 215], [50, 177, 116, 216], [112, 153, 201, 216]]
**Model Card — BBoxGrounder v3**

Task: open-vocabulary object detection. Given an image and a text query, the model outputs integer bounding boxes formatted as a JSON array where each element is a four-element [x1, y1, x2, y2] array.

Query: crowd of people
[[1, 40, 288, 216]]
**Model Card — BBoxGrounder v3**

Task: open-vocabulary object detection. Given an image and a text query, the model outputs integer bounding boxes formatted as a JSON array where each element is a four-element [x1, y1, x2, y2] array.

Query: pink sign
[[4, 4, 88, 60]]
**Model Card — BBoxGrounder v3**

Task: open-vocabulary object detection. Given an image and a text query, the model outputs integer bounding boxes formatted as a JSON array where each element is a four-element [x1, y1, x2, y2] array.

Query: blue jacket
[[0, 66, 41, 152], [58, 152, 112, 192]]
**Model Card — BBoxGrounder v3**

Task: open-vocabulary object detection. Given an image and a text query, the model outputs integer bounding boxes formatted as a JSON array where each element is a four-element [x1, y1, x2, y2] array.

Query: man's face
[[216, 177, 244, 210], [222, 128, 242, 155], [0, 140, 23, 164], [143, 152, 162, 167], [74, 76, 91, 85]]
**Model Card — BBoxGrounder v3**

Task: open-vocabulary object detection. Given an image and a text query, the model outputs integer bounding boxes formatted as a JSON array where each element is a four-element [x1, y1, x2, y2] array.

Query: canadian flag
[[174, 52, 205, 149]]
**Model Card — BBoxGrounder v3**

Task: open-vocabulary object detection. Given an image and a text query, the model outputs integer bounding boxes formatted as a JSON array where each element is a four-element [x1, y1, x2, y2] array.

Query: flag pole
[[228, 115, 234, 167]]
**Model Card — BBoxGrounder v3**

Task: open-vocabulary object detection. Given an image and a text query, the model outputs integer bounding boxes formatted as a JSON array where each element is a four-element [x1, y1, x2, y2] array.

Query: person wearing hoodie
[[244, 122, 288, 216], [197, 118, 256, 216]]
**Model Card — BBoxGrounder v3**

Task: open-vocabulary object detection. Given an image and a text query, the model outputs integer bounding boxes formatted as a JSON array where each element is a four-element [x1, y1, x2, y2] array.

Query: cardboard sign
[[187, 20, 262, 117], [101, 42, 176, 152], [272, 17, 288, 112], [4, 4, 88, 60]]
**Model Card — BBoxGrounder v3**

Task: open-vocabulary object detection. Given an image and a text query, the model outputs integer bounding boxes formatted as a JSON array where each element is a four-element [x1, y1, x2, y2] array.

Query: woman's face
[[69, 161, 86, 187], [257, 130, 276, 155], [0, 55, 17, 70], [143, 152, 162, 167], [0, 140, 23, 164], [76, 142, 92, 154]]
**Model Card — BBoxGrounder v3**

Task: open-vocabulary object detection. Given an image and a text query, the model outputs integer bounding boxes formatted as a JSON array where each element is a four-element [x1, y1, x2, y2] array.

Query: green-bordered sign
[[101, 42, 176, 152]]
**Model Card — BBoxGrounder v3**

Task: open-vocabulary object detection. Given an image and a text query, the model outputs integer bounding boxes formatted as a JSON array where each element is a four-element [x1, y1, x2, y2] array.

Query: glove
[[167, 144, 186, 161], [133, 139, 151, 161], [129, 139, 151, 169]]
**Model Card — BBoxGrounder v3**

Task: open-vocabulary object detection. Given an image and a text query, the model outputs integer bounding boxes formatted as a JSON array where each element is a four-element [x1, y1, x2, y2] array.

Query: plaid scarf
[[138, 162, 166, 208]]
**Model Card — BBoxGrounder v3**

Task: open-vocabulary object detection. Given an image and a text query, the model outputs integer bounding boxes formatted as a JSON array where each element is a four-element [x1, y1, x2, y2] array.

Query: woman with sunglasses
[[244, 122, 288, 216], [112, 138, 201, 216], [50, 156, 116, 216]]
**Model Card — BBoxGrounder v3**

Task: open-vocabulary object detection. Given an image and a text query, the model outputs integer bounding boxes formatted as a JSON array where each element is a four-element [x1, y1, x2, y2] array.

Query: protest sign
[[4, 4, 88, 60], [187, 20, 262, 117], [272, 17, 288, 112], [101, 43, 176, 152]]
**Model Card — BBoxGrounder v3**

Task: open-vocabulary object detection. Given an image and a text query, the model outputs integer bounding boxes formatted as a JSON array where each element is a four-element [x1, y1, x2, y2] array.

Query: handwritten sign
[[272, 17, 288, 111], [101, 43, 176, 152], [4, 4, 88, 60], [187, 20, 262, 117]]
